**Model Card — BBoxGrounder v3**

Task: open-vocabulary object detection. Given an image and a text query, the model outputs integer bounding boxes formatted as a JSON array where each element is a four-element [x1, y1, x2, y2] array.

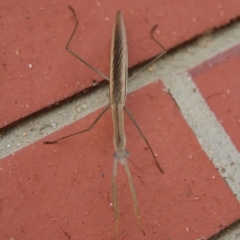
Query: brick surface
[[1, 81, 240, 240], [1, 0, 240, 127]]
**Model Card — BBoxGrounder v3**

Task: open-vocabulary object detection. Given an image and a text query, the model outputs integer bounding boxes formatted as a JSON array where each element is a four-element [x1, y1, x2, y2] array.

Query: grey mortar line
[[161, 71, 240, 199], [147, 21, 240, 200], [1, 22, 240, 185]]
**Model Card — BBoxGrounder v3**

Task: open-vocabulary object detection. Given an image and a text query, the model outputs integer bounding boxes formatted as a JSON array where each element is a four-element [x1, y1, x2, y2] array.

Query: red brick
[[1, 81, 239, 239]]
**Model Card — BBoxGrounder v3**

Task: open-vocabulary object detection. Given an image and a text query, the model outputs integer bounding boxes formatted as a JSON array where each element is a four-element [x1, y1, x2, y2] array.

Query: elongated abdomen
[[109, 11, 128, 106]]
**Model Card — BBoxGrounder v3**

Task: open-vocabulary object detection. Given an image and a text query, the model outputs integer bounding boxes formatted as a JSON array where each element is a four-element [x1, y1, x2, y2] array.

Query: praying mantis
[[45, 6, 166, 237]]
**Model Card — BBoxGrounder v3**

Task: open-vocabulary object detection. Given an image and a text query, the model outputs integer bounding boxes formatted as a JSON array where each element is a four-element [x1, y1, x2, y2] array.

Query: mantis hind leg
[[122, 157, 145, 235], [112, 157, 145, 238], [112, 158, 119, 238]]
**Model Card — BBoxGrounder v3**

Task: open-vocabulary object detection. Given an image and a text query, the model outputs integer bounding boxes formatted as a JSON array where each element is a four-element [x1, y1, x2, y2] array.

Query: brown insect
[[45, 6, 166, 237]]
